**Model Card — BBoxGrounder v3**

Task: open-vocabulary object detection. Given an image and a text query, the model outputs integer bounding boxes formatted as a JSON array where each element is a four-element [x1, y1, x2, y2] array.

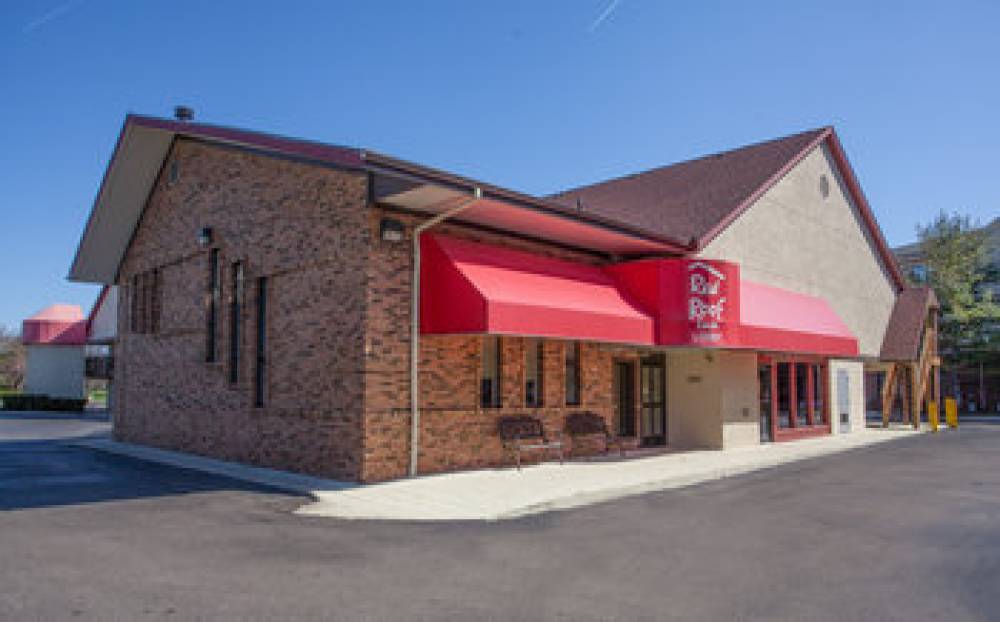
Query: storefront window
[[812, 364, 825, 425], [796, 362, 810, 426], [777, 362, 791, 428], [759, 363, 773, 442], [525, 339, 543, 407], [481, 336, 501, 408]]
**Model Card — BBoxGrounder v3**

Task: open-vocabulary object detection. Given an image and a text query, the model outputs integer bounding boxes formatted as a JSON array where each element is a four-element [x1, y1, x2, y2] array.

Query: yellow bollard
[[945, 398, 959, 429], [928, 401, 940, 432]]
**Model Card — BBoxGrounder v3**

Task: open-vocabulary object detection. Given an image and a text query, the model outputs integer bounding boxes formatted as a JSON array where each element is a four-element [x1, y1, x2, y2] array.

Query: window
[[129, 268, 161, 335], [565, 342, 581, 406], [206, 249, 220, 362], [254, 276, 267, 407], [525, 339, 543, 407], [812, 364, 825, 425], [776, 362, 791, 428], [480, 336, 501, 408], [796, 362, 810, 426], [758, 363, 773, 442], [910, 264, 928, 284], [229, 261, 244, 384]]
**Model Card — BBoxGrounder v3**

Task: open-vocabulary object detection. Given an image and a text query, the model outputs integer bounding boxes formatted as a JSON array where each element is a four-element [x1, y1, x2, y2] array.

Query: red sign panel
[[606, 257, 740, 347]]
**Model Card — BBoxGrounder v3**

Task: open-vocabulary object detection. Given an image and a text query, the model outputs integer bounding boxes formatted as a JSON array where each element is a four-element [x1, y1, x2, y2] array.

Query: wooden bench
[[565, 411, 625, 457], [498, 415, 563, 470]]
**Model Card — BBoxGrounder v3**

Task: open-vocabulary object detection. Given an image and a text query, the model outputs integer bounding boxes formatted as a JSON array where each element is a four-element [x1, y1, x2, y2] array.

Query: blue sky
[[1, 0, 998, 330]]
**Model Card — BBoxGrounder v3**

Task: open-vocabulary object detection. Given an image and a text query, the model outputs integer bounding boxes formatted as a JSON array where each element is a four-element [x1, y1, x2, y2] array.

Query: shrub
[[0, 394, 86, 412]]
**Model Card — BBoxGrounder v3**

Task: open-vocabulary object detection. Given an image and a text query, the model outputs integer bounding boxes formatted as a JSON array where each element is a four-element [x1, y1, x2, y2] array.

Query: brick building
[[69, 114, 937, 482]]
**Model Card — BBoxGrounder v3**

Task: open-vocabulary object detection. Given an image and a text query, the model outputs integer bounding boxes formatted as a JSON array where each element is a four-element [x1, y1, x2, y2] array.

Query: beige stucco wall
[[719, 351, 760, 447], [700, 144, 897, 358], [829, 359, 867, 433], [24, 345, 86, 399], [667, 350, 759, 449]]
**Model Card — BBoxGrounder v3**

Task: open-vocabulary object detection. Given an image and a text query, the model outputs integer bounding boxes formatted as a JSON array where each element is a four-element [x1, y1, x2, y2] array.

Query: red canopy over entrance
[[420, 235, 655, 344], [421, 234, 859, 357]]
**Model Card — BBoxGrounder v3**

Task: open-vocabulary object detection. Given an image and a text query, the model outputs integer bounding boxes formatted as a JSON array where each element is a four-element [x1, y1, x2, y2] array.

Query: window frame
[[759, 354, 830, 441]]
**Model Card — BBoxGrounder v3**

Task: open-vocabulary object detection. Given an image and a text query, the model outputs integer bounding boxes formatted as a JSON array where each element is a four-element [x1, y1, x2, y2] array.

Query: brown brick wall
[[114, 139, 369, 480], [114, 143, 648, 483], [360, 207, 646, 481]]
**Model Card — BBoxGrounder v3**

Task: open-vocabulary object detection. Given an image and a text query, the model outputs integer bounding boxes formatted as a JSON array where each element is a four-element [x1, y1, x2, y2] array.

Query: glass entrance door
[[640, 355, 666, 446]]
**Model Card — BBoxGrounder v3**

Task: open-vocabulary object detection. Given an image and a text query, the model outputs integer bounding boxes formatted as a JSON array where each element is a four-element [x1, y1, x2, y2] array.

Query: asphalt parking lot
[[1, 414, 998, 620]]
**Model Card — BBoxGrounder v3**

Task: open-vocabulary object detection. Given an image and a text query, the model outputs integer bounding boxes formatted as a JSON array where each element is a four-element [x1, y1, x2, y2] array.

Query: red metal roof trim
[[129, 115, 364, 169]]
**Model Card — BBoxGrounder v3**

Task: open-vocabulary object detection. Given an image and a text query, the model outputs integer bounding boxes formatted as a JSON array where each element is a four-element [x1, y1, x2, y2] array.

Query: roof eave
[[361, 150, 691, 254]]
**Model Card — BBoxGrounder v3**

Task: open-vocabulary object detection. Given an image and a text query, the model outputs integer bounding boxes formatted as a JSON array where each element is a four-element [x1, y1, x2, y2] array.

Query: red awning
[[739, 281, 858, 357], [421, 234, 655, 344], [421, 234, 859, 357]]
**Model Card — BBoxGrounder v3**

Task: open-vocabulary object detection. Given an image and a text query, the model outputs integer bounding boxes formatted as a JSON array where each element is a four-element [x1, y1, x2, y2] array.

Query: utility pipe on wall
[[409, 187, 482, 477]]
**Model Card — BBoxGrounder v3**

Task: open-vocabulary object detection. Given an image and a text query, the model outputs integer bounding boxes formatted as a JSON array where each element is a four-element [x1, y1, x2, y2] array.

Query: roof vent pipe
[[174, 105, 194, 122]]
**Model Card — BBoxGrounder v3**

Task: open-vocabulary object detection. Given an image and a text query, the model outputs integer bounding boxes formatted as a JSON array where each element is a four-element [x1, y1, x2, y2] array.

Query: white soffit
[[69, 124, 174, 283]]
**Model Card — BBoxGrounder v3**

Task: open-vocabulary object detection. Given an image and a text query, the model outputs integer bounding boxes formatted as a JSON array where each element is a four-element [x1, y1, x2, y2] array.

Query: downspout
[[410, 187, 482, 477]]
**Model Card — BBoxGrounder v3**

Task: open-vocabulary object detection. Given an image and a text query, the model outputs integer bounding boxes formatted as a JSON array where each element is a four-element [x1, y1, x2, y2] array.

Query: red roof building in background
[[22, 304, 87, 346]]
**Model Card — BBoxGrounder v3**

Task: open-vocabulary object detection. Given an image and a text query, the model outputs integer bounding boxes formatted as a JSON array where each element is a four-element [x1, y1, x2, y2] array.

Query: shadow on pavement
[[0, 438, 293, 512]]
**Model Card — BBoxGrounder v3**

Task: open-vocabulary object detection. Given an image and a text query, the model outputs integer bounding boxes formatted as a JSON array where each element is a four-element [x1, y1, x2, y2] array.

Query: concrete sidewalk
[[74, 428, 928, 521], [298, 428, 925, 520]]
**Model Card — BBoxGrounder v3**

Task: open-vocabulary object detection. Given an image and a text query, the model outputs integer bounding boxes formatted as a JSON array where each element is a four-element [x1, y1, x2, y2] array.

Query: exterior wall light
[[198, 227, 214, 247], [380, 217, 405, 242]]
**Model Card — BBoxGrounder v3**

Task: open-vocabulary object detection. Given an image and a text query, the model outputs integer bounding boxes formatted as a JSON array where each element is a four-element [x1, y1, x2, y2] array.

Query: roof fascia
[[823, 131, 906, 291], [128, 115, 364, 169], [67, 116, 133, 281]]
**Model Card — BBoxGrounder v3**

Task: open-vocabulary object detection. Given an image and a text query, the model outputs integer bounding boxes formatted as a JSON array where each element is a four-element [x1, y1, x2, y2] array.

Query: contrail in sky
[[589, 0, 623, 32], [23, 0, 86, 34]]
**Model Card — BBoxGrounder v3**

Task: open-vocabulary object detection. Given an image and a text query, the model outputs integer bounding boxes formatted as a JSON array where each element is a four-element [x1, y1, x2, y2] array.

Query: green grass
[[0, 388, 19, 397]]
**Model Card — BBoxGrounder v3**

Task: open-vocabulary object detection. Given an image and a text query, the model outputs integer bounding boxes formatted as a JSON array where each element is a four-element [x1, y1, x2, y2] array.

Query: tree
[[0, 324, 25, 390], [918, 212, 1000, 367]]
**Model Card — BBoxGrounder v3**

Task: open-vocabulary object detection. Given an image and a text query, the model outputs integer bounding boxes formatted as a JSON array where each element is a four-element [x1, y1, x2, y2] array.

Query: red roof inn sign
[[686, 261, 734, 345], [607, 257, 741, 348]]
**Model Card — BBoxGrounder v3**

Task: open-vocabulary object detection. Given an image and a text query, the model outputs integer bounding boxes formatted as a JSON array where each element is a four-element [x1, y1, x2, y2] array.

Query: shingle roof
[[880, 287, 939, 361], [548, 128, 829, 247]]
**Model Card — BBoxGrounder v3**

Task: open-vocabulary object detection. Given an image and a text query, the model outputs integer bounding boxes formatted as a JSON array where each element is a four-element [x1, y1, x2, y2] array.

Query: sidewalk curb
[[479, 433, 918, 521], [70, 430, 925, 522], [69, 437, 355, 498]]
